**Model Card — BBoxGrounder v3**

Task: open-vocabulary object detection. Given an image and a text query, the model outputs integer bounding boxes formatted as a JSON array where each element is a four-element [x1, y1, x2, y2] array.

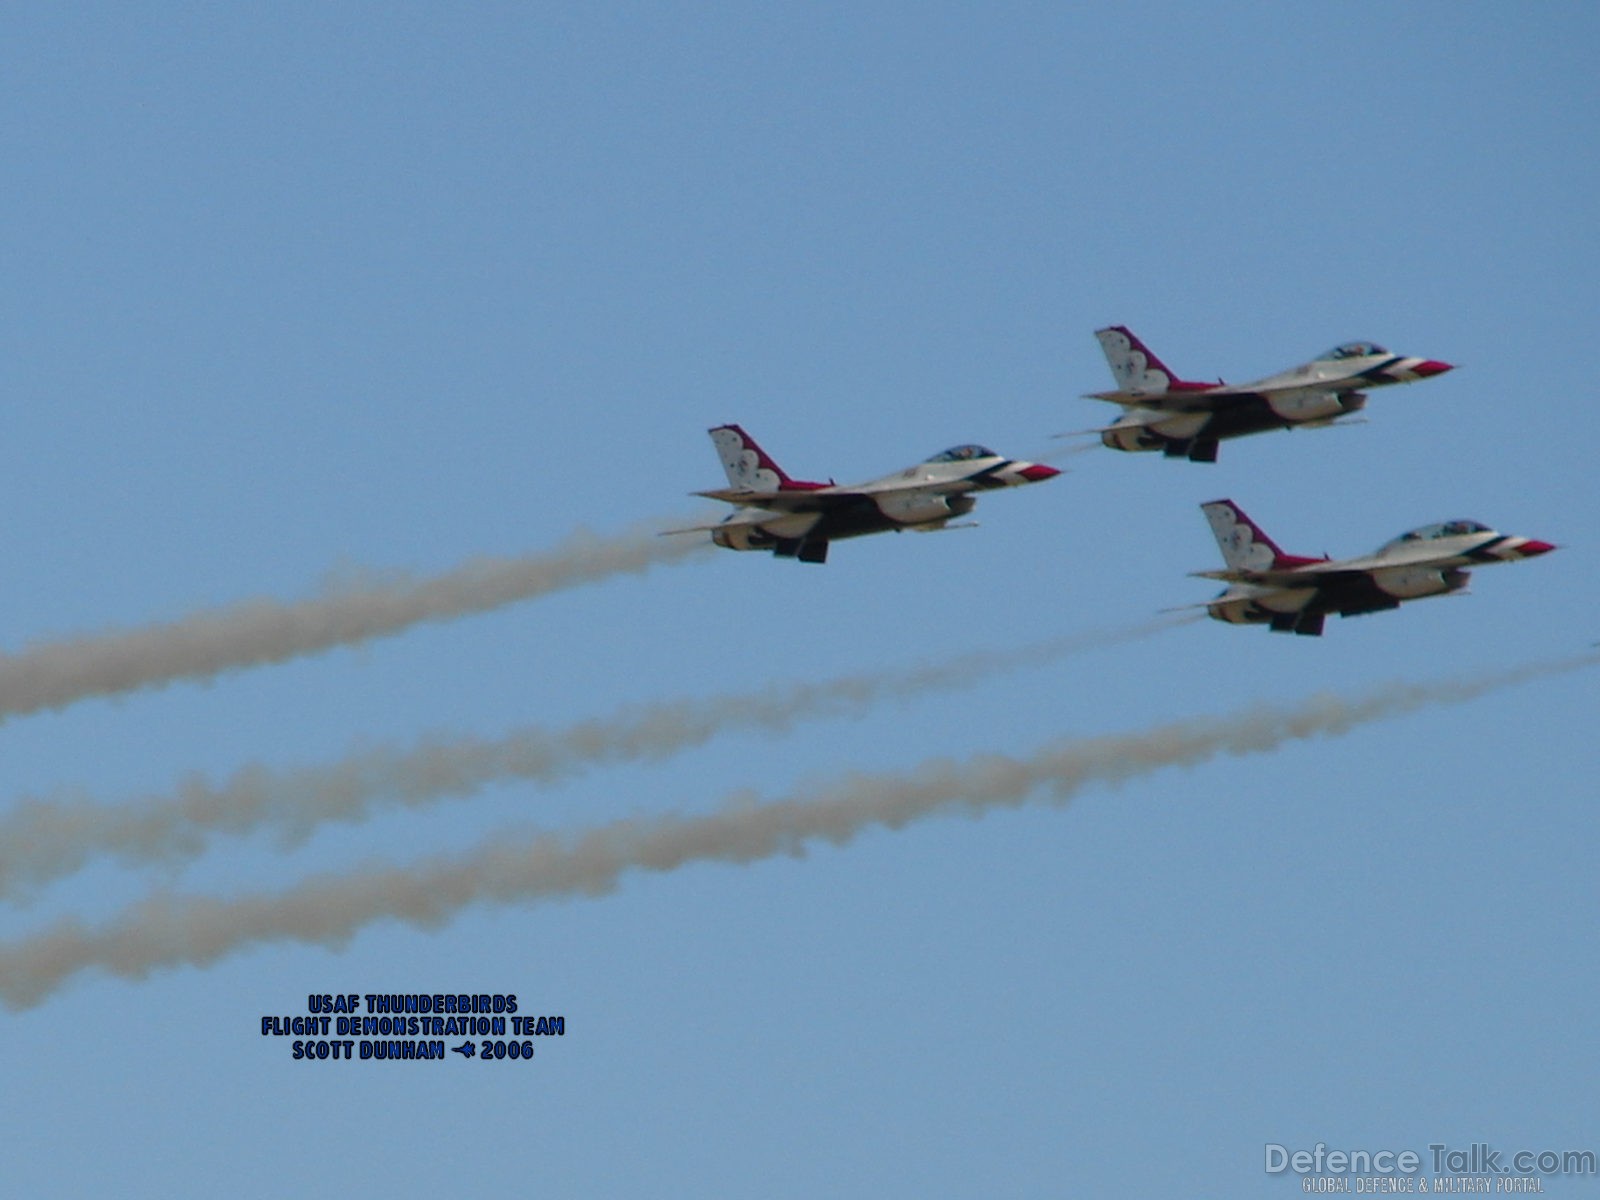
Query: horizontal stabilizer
[[1191, 565, 1362, 589], [661, 508, 778, 536], [1299, 415, 1369, 430], [1083, 389, 1164, 407], [693, 486, 868, 513], [1082, 389, 1220, 411], [1057, 408, 1173, 437]]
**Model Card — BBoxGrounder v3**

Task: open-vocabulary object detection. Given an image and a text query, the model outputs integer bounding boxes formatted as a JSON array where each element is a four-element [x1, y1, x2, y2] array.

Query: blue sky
[[0, 3, 1595, 1195]]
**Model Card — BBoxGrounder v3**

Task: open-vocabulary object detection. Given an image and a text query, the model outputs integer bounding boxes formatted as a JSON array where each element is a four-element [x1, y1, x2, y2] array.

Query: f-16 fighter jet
[[1086, 326, 1453, 462], [1190, 500, 1555, 635], [673, 425, 1060, 563]]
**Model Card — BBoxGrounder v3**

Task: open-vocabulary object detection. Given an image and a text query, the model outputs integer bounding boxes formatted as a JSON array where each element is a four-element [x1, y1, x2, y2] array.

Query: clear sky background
[[1, 3, 1595, 1195]]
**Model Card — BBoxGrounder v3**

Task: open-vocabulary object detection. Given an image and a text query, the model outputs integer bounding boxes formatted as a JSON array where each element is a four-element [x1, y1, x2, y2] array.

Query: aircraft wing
[[1321, 549, 1456, 573], [848, 478, 966, 496], [1085, 387, 1236, 411], [692, 486, 861, 511], [1085, 382, 1311, 411], [1189, 564, 1373, 588], [700, 478, 978, 506]]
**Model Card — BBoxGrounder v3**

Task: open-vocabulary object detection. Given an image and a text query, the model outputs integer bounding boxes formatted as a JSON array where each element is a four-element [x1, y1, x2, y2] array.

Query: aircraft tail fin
[[1201, 499, 1317, 571], [1095, 326, 1207, 395], [708, 425, 820, 493]]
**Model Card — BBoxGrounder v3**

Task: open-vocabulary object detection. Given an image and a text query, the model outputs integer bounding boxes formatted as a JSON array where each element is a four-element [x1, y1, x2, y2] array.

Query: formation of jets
[[672, 327, 1553, 636]]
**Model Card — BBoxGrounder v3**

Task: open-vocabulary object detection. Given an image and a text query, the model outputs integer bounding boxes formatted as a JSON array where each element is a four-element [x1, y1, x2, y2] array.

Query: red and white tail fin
[[1201, 499, 1315, 571], [708, 425, 820, 492], [1095, 326, 1206, 395]]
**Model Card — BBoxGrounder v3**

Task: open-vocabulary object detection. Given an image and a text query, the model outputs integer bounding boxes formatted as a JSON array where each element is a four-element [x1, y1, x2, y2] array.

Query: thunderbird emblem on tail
[[1188, 499, 1555, 636], [1084, 326, 1453, 462], [667, 425, 1059, 564]]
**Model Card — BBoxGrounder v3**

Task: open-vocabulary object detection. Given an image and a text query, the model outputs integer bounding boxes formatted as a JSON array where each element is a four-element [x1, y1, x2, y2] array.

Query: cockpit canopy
[[927, 444, 998, 463], [1378, 519, 1492, 553], [1322, 341, 1389, 361]]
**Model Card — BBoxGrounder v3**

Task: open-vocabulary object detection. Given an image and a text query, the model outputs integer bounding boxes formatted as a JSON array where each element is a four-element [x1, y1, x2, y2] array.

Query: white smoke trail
[[0, 652, 1587, 1009], [0, 519, 711, 722], [0, 616, 1191, 899]]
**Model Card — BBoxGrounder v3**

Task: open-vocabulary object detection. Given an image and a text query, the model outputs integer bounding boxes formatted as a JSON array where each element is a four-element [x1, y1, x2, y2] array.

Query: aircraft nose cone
[[1518, 539, 1556, 557], [1017, 463, 1061, 483], [1413, 359, 1454, 378]]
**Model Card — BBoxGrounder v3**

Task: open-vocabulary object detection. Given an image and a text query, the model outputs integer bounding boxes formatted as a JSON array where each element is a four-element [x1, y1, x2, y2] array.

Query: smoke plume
[[0, 616, 1189, 899], [0, 652, 1587, 1009], [0, 519, 709, 722]]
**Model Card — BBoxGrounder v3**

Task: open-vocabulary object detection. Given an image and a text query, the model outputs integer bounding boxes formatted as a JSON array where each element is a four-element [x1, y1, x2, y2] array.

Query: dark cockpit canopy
[[1379, 519, 1492, 553], [928, 444, 998, 463], [1322, 341, 1389, 361]]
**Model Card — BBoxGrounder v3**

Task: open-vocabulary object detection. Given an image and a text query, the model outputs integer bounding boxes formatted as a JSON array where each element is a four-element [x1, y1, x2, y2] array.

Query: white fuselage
[[699, 441, 1059, 564], [1099, 344, 1450, 460], [1207, 530, 1551, 625]]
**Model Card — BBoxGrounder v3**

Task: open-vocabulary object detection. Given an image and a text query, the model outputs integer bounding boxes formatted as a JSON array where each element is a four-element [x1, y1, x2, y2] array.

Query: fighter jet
[[1190, 499, 1555, 635], [1085, 326, 1453, 462], [671, 425, 1060, 563]]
